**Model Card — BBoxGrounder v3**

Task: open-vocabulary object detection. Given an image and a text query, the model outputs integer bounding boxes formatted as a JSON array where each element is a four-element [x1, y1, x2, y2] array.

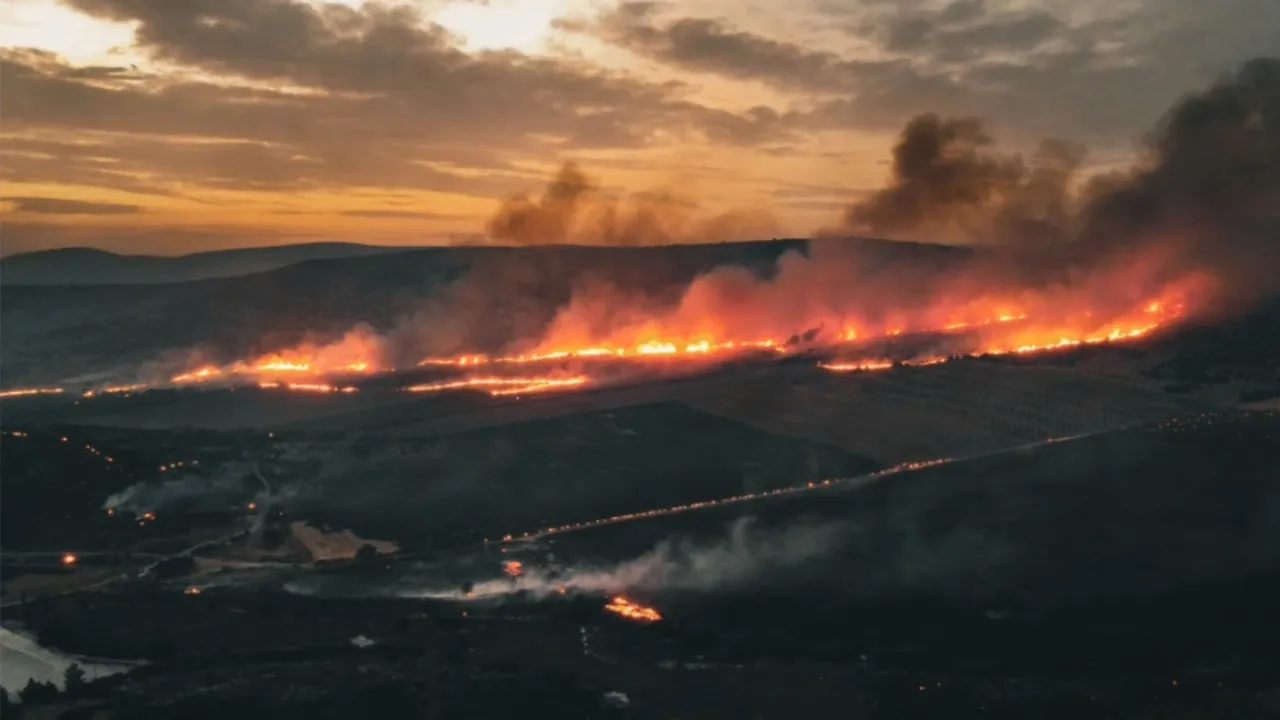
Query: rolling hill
[[0, 242, 416, 286]]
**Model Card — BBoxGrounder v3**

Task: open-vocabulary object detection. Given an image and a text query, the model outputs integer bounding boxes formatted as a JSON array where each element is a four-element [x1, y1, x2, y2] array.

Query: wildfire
[[495, 456, 951, 544], [258, 381, 358, 394], [0, 387, 65, 399], [818, 360, 895, 373], [24, 259, 1206, 404], [61, 553, 78, 566], [417, 339, 781, 369], [404, 375, 589, 397], [604, 595, 662, 623], [503, 560, 524, 577], [820, 289, 1186, 374]]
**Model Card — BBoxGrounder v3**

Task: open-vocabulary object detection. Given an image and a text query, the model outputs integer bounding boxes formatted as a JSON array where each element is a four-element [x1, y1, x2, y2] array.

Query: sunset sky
[[1, 0, 1274, 255]]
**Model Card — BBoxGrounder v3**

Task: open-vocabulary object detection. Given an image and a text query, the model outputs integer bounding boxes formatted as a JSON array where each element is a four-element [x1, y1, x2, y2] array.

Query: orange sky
[[1, 0, 1274, 255]]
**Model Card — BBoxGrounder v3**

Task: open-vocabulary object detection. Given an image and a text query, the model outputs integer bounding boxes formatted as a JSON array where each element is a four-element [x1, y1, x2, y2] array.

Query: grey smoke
[[102, 463, 255, 513], [486, 162, 778, 247], [404, 517, 845, 601]]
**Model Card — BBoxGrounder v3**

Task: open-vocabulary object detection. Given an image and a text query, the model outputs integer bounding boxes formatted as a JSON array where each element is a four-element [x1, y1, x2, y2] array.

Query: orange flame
[[604, 595, 662, 622], [404, 375, 589, 397], [123, 257, 1213, 399], [0, 387, 66, 399]]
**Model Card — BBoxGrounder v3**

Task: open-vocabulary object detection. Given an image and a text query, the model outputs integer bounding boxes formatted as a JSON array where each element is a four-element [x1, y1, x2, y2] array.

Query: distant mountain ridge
[[0, 242, 419, 286]]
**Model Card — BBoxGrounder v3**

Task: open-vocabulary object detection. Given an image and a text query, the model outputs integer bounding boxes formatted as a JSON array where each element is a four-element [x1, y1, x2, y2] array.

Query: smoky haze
[[393, 517, 846, 602], [485, 162, 780, 246]]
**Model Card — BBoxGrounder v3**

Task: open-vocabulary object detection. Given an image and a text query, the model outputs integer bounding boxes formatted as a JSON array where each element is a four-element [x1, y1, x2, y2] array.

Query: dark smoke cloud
[[836, 114, 1086, 246], [486, 162, 778, 246], [1079, 57, 1280, 247], [837, 57, 1280, 267]]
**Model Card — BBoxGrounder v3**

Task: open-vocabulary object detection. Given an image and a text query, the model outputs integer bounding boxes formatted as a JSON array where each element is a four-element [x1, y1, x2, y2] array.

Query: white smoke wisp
[[101, 463, 257, 513], [403, 517, 846, 601]]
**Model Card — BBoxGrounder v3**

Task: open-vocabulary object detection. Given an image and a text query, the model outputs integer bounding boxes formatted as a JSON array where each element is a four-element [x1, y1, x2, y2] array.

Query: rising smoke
[[102, 464, 257, 514], [839, 58, 1280, 258], [836, 115, 1088, 247], [400, 517, 845, 602], [486, 162, 779, 246]]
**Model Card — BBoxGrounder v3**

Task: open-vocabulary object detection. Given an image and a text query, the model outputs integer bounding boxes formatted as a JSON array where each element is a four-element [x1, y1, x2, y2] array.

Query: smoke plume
[[838, 115, 1087, 246], [486, 162, 779, 246], [102, 465, 253, 514], [407, 517, 844, 601], [1078, 57, 1280, 279], [839, 58, 1280, 259]]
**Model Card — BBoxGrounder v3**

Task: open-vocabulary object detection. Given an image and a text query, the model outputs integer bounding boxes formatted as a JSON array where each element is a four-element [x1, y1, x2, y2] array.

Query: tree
[[64, 663, 87, 697], [0, 687, 19, 719], [19, 677, 59, 704]]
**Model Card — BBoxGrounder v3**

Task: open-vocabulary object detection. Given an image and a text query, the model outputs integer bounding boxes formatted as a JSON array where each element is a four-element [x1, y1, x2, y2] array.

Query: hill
[[0, 237, 973, 386], [0, 242, 416, 286]]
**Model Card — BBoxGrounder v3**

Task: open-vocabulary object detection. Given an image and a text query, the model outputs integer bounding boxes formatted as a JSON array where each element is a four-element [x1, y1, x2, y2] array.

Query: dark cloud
[[2, 196, 144, 215], [578, 1, 910, 94], [928, 12, 1063, 61], [937, 0, 985, 25], [485, 162, 779, 245], [581, 1, 1275, 146]]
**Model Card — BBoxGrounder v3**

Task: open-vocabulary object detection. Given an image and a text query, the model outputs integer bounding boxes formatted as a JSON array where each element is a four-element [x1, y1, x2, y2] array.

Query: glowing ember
[[259, 381, 358, 394], [818, 360, 895, 372], [497, 457, 952, 543], [503, 560, 523, 577], [417, 339, 781, 369], [61, 553, 78, 566], [184, 586, 201, 595], [404, 375, 588, 397], [604, 595, 662, 622], [0, 387, 66, 399]]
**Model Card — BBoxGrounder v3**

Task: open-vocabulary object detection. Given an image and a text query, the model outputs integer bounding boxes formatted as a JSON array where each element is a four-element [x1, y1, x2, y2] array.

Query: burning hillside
[[0, 249, 1215, 400], [1, 59, 1274, 401]]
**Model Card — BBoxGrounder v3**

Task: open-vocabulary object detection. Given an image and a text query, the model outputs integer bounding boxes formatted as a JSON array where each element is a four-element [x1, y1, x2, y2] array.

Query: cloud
[[2, 1, 790, 202], [2, 196, 143, 215], [580, 0, 1278, 146], [577, 1, 909, 95]]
